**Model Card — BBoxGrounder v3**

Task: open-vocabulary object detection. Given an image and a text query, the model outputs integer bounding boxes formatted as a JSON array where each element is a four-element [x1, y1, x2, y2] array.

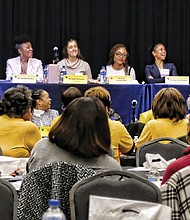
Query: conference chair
[[125, 122, 145, 139], [17, 161, 96, 220], [69, 170, 162, 220], [161, 166, 190, 219], [120, 122, 145, 166], [0, 147, 3, 156], [0, 178, 18, 220], [136, 137, 188, 167]]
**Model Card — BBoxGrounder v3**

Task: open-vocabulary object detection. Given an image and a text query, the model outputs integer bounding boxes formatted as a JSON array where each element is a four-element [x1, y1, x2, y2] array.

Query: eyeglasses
[[115, 52, 128, 58]]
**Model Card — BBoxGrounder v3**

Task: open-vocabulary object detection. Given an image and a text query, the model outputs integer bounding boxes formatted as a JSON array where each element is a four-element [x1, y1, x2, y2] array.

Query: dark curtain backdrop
[[0, 0, 190, 82]]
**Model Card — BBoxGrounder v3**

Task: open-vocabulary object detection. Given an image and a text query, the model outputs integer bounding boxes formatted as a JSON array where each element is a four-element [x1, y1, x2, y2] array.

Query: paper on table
[[0, 156, 29, 175]]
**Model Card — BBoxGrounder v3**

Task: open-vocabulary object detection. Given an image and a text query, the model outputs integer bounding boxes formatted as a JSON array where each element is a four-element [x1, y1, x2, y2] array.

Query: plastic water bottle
[[147, 159, 160, 182], [59, 65, 67, 83], [100, 66, 107, 84], [43, 65, 48, 83], [42, 199, 66, 220]]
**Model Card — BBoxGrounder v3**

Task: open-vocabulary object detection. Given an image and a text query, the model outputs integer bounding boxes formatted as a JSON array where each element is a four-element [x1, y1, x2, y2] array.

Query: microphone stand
[[132, 106, 136, 123]]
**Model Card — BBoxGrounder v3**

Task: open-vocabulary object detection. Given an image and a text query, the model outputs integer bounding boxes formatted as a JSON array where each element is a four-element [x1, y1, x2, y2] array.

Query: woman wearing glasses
[[106, 43, 137, 81]]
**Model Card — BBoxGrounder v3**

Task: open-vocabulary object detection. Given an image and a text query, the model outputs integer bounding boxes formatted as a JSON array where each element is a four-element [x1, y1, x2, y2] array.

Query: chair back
[[17, 161, 96, 220], [136, 137, 188, 167], [0, 147, 3, 155], [125, 122, 145, 139], [0, 178, 18, 220], [161, 166, 190, 219], [69, 170, 162, 220]]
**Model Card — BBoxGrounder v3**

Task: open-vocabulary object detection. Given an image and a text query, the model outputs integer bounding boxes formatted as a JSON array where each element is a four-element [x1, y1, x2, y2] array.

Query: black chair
[[120, 122, 145, 167], [136, 137, 188, 167], [0, 147, 3, 156], [69, 170, 162, 220], [0, 178, 18, 220]]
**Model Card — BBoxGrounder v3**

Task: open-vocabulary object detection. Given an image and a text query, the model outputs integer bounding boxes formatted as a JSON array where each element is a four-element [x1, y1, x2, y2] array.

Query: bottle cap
[[48, 199, 60, 207]]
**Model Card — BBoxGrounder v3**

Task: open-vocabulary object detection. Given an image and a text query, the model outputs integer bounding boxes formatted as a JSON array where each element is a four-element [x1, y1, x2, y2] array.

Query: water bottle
[[42, 199, 66, 220], [147, 159, 160, 182], [59, 65, 67, 83], [43, 65, 48, 83], [99, 66, 107, 84]]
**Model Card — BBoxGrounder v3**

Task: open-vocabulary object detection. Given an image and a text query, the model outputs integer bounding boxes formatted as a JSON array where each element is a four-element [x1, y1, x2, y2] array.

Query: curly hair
[[0, 85, 32, 118]]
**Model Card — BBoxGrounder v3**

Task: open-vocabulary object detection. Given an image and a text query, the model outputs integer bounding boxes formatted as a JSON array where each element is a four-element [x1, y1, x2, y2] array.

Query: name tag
[[12, 74, 36, 83], [160, 69, 169, 78], [108, 75, 132, 84], [39, 126, 51, 138], [165, 76, 189, 84], [63, 75, 87, 84]]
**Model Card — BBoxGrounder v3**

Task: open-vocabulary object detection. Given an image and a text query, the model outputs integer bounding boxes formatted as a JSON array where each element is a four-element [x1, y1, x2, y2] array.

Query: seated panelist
[[106, 43, 138, 83], [57, 38, 92, 80], [145, 43, 177, 84], [5, 34, 43, 83]]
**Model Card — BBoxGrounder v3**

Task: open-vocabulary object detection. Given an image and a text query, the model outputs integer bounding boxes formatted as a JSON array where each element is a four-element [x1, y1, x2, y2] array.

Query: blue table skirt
[[0, 82, 189, 124]]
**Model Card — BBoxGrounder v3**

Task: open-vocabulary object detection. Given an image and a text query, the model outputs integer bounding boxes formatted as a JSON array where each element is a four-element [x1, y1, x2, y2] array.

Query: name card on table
[[63, 75, 88, 84], [12, 74, 36, 83], [165, 76, 189, 85], [108, 75, 132, 84]]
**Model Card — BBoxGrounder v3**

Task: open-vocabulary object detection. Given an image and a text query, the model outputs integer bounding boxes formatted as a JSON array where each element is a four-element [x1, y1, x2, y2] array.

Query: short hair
[[0, 85, 32, 118], [31, 89, 45, 109], [152, 87, 186, 122], [84, 86, 111, 108], [14, 34, 32, 53], [61, 87, 82, 108], [49, 97, 111, 157]]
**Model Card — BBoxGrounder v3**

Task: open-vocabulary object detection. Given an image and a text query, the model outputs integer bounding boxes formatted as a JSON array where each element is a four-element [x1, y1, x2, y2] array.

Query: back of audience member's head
[[31, 89, 45, 109], [152, 87, 186, 122], [61, 87, 82, 108], [84, 86, 111, 109], [0, 85, 32, 118], [49, 96, 111, 158]]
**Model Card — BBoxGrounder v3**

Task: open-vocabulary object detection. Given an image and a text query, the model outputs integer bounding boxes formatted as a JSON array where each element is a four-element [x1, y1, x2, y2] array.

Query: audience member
[[161, 116, 190, 184], [27, 97, 121, 172], [145, 43, 177, 83], [139, 109, 154, 124], [136, 87, 187, 149], [0, 85, 41, 157], [57, 38, 92, 80], [51, 86, 83, 127], [84, 86, 133, 163], [106, 43, 137, 82], [6, 34, 43, 82], [31, 89, 59, 129], [61, 86, 82, 110]]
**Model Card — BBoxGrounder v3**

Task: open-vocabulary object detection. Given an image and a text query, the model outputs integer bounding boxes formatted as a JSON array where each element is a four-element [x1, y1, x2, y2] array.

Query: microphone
[[132, 100, 137, 109], [53, 46, 59, 64]]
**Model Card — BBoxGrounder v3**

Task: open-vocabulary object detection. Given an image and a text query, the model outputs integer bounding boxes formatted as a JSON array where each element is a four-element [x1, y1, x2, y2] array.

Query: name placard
[[12, 74, 36, 83], [165, 76, 189, 85], [40, 126, 51, 138], [108, 75, 132, 84], [63, 75, 88, 84]]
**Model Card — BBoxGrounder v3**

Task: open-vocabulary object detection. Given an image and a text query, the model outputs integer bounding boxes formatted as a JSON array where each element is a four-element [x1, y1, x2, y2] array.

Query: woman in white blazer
[[5, 35, 43, 83]]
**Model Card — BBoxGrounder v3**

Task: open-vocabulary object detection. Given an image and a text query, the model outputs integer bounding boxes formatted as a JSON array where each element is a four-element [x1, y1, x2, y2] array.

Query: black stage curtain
[[0, 0, 190, 82]]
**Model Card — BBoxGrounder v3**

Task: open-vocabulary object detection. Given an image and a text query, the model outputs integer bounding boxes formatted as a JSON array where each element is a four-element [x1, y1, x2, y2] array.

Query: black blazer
[[145, 63, 177, 84]]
